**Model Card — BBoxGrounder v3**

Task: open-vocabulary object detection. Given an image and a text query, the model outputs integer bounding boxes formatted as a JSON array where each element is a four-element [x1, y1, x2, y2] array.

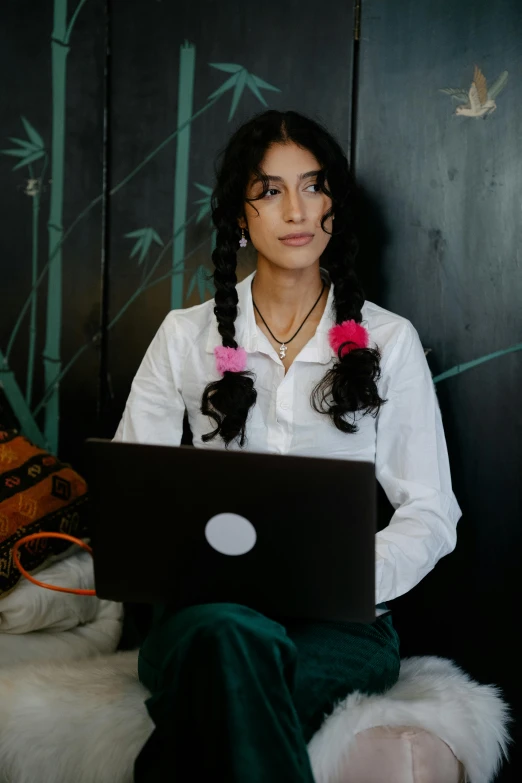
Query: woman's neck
[[251, 260, 327, 335]]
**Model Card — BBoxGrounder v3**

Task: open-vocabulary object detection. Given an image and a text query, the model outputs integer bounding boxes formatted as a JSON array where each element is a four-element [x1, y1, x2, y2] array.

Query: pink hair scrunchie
[[214, 345, 248, 375], [328, 320, 369, 358]]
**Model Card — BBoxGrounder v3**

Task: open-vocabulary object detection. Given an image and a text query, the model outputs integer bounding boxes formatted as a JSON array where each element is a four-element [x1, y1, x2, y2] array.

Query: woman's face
[[241, 142, 333, 272]]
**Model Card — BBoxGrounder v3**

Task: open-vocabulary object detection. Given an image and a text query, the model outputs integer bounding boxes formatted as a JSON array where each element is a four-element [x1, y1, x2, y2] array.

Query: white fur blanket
[[0, 550, 123, 669], [0, 650, 510, 783], [0, 597, 123, 668], [0, 551, 102, 634]]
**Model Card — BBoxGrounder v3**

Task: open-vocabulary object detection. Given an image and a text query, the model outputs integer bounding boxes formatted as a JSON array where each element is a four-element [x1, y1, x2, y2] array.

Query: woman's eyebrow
[[253, 169, 322, 184]]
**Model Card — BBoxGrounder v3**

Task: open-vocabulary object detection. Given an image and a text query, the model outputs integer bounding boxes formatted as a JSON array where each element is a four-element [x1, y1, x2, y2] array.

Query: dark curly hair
[[201, 110, 386, 447]]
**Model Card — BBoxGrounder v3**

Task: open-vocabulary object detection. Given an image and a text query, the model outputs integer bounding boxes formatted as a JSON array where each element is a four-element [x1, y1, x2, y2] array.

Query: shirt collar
[[205, 268, 336, 365]]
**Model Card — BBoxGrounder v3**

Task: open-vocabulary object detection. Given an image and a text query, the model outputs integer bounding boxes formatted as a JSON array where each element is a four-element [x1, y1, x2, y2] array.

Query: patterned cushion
[[0, 429, 89, 598]]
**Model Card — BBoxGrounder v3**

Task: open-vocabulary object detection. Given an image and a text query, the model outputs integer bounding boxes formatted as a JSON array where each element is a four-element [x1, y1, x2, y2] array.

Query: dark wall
[[1, 1, 520, 779], [356, 2, 522, 779]]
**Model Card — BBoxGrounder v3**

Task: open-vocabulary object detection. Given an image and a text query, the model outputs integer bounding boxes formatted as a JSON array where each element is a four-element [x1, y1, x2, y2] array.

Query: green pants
[[134, 603, 400, 782]]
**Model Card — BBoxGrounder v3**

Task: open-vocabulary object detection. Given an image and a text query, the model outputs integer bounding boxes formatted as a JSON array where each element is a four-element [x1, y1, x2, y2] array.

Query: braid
[[311, 231, 386, 433], [212, 226, 240, 349], [331, 262, 364, 323], [201, 222, 257, 447]]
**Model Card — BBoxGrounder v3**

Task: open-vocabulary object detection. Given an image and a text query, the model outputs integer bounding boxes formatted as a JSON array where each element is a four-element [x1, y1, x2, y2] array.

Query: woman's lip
[[279, 235, 314, 246]]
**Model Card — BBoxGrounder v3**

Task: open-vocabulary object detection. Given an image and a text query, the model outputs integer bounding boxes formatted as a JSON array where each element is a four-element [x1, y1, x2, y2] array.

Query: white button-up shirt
[[114, 270, 462, 606]]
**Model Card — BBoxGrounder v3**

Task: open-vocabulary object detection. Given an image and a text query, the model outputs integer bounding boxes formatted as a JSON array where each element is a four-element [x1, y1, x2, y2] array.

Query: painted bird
[[440, 66, 508, 118]]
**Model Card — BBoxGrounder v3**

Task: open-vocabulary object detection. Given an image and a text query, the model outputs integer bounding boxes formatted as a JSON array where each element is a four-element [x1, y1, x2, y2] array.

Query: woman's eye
[[262, 184, 320, 198]]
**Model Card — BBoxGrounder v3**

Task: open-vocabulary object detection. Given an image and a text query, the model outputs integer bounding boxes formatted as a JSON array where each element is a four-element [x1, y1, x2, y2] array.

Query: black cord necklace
[[252, 281, 326, 360]]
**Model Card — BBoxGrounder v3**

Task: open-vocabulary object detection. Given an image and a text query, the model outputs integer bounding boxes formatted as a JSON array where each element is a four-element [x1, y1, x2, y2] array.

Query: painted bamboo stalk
[[0, 348, 46, 447], [42, 0, 69, 453], [26, 163, 45, 406], [432, 342, 522, 383], [171, 41, 195, 310], [26, 178, 39, 405]]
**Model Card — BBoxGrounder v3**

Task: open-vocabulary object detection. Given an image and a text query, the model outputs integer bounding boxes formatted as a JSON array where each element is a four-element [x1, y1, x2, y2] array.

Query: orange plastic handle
[[12, 532, 96, 596]]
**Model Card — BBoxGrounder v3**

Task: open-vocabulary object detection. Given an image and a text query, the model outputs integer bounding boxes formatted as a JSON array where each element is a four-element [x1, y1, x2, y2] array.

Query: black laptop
[[84, 439, 377, 624]]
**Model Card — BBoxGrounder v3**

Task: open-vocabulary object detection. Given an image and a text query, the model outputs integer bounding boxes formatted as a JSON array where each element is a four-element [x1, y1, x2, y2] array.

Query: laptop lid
[[84, 439, 376, 623]]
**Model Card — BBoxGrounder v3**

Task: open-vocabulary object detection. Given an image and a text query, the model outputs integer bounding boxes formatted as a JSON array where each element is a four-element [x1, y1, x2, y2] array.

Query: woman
[[114, 110, 462, 781]]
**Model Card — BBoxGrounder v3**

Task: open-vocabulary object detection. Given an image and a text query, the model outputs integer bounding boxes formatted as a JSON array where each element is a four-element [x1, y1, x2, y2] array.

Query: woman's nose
[[283, 191, 306, 223]]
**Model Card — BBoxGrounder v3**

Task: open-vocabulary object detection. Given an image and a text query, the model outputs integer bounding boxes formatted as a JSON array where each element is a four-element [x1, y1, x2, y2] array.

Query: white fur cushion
[[309, 656, 510, 783], [0, 651, 510, 783]]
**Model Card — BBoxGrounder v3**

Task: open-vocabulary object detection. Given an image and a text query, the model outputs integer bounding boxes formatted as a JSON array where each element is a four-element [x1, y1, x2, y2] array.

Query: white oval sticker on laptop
[[204, 513, 257, 556]]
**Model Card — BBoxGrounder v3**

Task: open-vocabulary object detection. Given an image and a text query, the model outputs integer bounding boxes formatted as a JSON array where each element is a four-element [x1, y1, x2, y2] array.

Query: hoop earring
[[239, 228, 248, 248]]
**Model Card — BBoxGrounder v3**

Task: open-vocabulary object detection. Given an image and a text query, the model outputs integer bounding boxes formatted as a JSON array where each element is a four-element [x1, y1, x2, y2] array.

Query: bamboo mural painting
[[0, 118, 47, 409], [26, 165, 43, 408], [42, 0, 71, 454], [172, 42, 196, 310], [0, 348, 46, 448], [0, 4, 520, 456], [0, 19, 282, 453], [188, 182, 217, 301], [1, 115, 47, 445]]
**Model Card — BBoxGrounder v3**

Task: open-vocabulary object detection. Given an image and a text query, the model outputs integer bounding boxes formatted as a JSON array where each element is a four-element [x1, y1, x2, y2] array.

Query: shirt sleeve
[[112, 312, 186, 446], [374, 320, 462, 604]]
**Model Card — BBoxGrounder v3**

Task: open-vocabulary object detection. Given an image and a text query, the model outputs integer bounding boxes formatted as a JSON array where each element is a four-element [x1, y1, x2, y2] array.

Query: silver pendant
[[279, 344, 287, 359]]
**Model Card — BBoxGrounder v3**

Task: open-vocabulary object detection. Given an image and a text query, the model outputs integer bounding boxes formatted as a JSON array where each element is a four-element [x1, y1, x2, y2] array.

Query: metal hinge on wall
[[354, 0, 361, 41]]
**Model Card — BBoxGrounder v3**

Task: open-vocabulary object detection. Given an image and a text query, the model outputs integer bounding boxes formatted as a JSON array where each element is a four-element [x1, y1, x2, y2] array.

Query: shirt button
[[279, 401, 289, 410]]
